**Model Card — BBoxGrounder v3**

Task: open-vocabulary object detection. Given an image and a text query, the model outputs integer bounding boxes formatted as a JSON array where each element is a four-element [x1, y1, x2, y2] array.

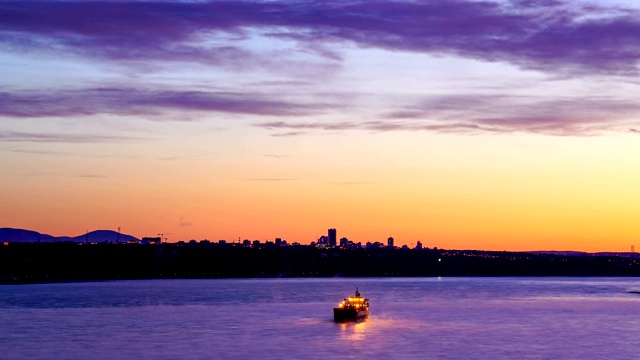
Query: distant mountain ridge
[[0, 228, 139, 243]]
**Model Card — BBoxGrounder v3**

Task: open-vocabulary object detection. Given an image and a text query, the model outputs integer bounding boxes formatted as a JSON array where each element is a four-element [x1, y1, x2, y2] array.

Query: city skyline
[[3, 0, 640, 252]]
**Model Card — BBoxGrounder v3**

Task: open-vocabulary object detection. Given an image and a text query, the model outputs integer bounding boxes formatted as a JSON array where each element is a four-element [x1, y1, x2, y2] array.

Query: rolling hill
[[0, 228, 139, 243]]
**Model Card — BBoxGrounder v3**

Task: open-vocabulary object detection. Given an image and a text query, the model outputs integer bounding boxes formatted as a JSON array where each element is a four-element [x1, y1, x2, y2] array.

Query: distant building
[[387, 236, 394, 248], [253, 240, 261, 247], [141, 237, 161, 245], [328, 228, 337, 247], [275, 238, 282, 246], [339, 237, 348, 247], [243, 239, 251, 247], [317, 235, 327, 245], [415, 241, 422, 250]]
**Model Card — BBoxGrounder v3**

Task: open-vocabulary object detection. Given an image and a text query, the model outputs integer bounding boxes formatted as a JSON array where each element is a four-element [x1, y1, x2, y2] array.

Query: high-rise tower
[[328, 228, 337, 247]]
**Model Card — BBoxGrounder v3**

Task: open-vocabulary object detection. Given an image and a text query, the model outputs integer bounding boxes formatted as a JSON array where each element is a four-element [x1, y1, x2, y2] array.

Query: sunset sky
[[2, 0, 640, 251]]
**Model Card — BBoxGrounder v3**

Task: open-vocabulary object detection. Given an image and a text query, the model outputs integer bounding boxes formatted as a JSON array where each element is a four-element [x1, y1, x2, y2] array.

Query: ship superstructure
[[333, 289, 369, 322]]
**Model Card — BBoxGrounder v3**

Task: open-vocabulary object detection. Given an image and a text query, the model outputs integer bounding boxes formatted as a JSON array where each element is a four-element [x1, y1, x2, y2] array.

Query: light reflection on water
[[2, 278, 640, 359], [338, 319, 368, 341]]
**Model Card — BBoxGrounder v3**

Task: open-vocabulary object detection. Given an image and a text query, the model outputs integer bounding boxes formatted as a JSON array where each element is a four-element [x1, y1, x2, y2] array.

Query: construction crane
[[158, 233, 172, 243]]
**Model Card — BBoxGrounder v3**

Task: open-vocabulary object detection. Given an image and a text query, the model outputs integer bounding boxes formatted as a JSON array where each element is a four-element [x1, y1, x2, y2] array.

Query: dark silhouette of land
[[0, 228, 139, 243], [2, 241, 640, 284]]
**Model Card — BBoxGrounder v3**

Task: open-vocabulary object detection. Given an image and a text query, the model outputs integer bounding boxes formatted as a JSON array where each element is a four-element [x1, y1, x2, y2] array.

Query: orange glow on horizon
[[3, 133, 640, 253]]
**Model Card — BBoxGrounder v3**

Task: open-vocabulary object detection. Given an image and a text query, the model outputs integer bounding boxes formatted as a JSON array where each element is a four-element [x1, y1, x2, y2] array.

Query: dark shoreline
[[2, 242, 640, 284]]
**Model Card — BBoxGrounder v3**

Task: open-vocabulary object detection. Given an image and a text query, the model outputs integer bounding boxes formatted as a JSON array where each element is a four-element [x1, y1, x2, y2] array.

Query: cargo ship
[[333, 289, 369, 322]]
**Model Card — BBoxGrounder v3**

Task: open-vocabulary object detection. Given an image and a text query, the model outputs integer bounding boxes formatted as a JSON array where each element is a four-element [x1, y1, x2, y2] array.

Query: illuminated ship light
[[333, 288, 369, 323]]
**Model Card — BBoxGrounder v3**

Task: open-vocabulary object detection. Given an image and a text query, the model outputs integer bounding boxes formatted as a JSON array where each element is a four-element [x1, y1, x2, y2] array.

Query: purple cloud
[[269, 131, 308, 137], [380, 95, 640, 135], [4, 1, 640, 137], [0, 131, 140, 143], [1, 1, 640, 75], [0, 88, 321, 118], [5, 149, 74, 155], [258, 121, 359, 131], [255, 120, 504, 135], [258, 119, 593, 135], [256, 93, 640, 136]]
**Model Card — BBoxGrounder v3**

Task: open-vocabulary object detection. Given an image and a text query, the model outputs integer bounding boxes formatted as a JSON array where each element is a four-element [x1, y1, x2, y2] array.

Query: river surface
[[2, 278, 640, 359]]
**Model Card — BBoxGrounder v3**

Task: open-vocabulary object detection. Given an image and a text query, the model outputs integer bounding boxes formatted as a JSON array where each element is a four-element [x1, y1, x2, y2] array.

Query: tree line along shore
[[2, 242, 640, 284]]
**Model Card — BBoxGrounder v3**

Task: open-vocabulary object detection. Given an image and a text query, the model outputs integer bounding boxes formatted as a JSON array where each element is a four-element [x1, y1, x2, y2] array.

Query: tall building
[[328, 228, 337, 247], [339, 237, 348, 247], [415, 241, 423, 250], [387, 236, 394, 248]]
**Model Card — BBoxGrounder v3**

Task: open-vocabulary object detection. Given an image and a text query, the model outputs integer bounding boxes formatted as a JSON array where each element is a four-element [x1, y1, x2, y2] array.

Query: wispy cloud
[[255, 120, 504, 135], [256, 100, 638, 136], [156, 152, 215, 161], [178, 216, 192, 228], [3, 148, 75, 156], [258, 121, 359, 131], [255, 94, 640, 136], [74, 174, 108, 179], [0, 88, 323, 118], [335, 181, 377, 185], [270, 131, 307, 137], [0, 131, 141, 143], [262, 153, 291, 159], [2, 1, 640, 76], [4, 1, 640, 136]]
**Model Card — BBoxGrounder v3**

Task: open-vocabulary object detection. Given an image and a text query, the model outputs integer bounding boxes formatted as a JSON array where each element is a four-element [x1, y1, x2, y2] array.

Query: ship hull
[[333, 308, 369, 322]]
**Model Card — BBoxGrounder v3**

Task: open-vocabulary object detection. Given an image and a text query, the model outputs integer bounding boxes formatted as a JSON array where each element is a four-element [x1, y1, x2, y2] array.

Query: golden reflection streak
[[338, 320, 368, 341]]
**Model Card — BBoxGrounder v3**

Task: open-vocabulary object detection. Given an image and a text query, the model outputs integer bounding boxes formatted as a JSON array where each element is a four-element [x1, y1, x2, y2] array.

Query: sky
[[2, 0, 640, 251]]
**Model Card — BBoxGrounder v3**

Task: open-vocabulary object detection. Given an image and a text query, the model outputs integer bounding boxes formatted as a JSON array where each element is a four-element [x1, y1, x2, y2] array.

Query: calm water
[[2, 278, 640, 359]]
